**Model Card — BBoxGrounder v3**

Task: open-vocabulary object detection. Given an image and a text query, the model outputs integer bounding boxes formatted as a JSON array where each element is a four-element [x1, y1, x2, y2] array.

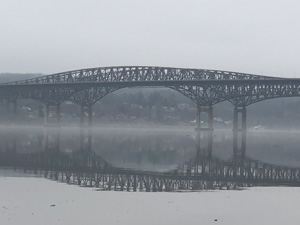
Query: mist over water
[[1, 125, 300, 170], [2, 1, 300, 223]]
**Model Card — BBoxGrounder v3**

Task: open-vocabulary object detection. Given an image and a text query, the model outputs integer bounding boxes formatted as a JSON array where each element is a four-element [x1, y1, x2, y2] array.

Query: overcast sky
[[1, 0, 300, 77]]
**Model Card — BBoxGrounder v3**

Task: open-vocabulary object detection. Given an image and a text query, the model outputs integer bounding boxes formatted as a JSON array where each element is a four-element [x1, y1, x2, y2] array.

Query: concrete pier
[[6, 99, 17, 122], [79, 105, 93, 151], [43, 126, 60, 152], [233, 107, 247, 158], [195, 106, 213, 158], [44, 105, 61, 127], [195, 106, 213, 131], [80, 106, 93, 127]]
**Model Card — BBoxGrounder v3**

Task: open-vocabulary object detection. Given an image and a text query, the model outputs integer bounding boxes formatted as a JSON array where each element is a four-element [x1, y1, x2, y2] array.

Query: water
[[1, 125, 300, 190]]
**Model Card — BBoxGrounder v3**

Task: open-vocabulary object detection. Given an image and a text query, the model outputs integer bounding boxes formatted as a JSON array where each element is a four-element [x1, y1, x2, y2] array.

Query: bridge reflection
[[1, 127, 300, 191], [1, 150, 300, 191]]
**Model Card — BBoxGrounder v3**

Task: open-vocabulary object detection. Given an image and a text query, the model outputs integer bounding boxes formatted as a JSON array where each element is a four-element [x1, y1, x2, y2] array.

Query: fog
[[2, 1, 300, 224], [1, 124, 300, 169], [1, 0, 300, 77]]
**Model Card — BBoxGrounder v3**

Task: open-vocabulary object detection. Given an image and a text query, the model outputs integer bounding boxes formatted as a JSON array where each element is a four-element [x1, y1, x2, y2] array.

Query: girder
[[0, 66, 299, 106]]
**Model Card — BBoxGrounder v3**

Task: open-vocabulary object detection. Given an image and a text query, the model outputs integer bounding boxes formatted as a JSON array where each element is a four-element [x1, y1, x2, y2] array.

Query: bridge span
[[0, 66, 299, 156]]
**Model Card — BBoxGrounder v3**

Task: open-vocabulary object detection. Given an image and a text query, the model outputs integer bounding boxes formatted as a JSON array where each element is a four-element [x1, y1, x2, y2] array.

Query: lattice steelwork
[[0, 66, 298, 107], [3, 66, 277, 85]]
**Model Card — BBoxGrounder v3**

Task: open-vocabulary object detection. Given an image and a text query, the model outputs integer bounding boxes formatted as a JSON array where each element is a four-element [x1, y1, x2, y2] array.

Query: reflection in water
[[1, 126, 300, 191]]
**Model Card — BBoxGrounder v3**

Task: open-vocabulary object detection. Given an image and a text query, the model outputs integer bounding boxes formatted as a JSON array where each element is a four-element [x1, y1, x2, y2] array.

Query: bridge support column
[[195, 106, 213, 131], [43, 127, 49, 151], [6, 99, 17, 124], [5, 128, 16, 153], [43, 126, 60, 152], [195, 130, 213, 159], [80, 106, 93, 127], [44, 105, 61, 127], [195, 106, 213, 158], [233, 107, 247, 158], [80, 106, 93, 151]]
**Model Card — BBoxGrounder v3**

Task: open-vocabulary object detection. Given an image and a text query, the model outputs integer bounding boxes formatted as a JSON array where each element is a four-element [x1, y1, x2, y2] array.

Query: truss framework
[[0, 66, 293, 107]]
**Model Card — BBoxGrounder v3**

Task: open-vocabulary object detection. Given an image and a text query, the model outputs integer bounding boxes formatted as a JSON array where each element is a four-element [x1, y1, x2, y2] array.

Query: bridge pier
[[195, 106, 213, 131], [43, 126, 60, 152], [44, 105, 61, 127], [233, 107, 247, 158], [6, 99, 17, 123], [80, 106, 93, 127], [79, 106, 93, 151], [5, 128, 16, 153], [79, 129, 92, 152], [195, 130, 213, 159], [195, 106, 213, 158]]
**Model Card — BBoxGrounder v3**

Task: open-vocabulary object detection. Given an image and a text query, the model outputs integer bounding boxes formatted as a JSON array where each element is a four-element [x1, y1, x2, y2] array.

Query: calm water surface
[[1, 125, 300, 170]]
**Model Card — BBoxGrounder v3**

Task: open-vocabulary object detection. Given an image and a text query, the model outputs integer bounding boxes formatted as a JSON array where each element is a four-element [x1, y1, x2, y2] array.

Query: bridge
[[1, 66, 299, 156], [1, 149, 300, 191], [0, 66, 296, 112]]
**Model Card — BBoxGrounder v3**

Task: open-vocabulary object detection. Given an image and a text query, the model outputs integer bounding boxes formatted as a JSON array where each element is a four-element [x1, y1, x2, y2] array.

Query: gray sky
[[1, 0, 300, 77]]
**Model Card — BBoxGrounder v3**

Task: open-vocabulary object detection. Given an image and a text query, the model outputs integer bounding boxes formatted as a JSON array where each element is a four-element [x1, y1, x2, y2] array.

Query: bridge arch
[[0, 66, 279, 108], [1, 66, 298, 129]]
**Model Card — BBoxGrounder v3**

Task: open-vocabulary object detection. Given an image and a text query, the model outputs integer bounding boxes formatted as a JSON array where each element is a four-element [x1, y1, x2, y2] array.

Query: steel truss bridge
[[0, 66, 299, 127], [0, 66, 297, 106], [1, 66, 299, 164], [1, 150, 300, 191]]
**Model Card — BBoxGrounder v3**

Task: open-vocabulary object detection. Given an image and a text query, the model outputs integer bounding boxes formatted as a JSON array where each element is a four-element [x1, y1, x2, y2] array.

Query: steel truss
[[0, 66, 292, 108]]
